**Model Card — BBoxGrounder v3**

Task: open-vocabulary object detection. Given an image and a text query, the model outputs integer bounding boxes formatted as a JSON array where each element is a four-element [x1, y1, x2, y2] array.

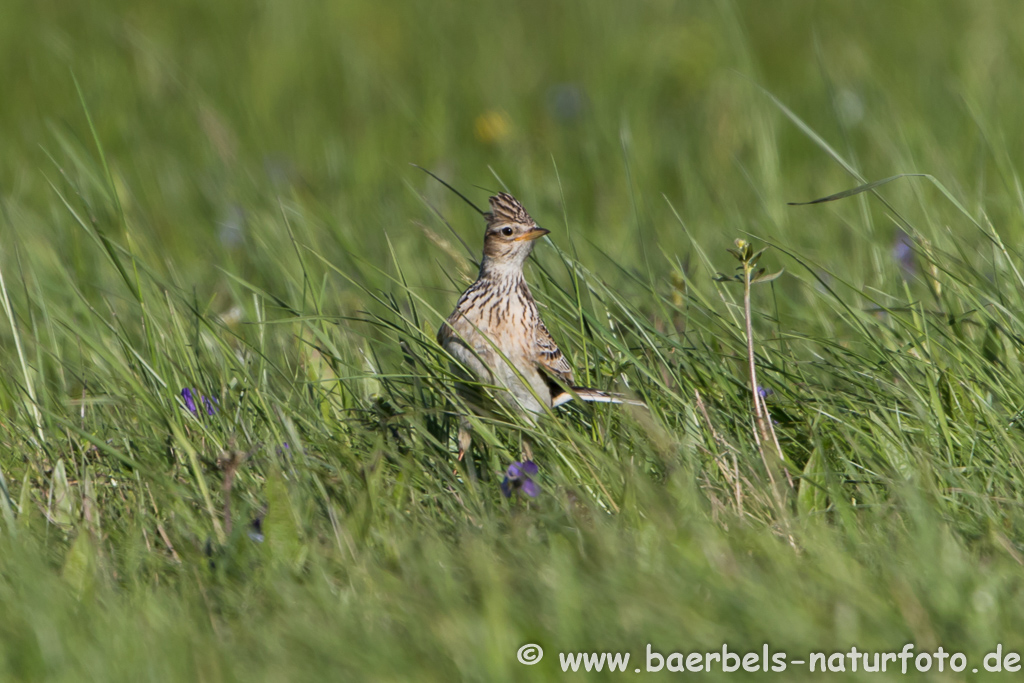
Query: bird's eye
[[501, 227, 514, 236]]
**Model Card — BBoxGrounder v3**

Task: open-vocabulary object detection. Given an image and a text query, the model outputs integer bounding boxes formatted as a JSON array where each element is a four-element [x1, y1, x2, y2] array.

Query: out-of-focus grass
[[4, 0, 1024, 680]]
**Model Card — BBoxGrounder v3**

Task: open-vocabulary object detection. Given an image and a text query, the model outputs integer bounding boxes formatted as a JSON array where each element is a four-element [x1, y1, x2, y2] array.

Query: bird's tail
[[552, 387, 647, 408]]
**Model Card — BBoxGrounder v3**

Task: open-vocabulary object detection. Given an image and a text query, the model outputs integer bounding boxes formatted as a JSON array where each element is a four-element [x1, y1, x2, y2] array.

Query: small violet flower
[[181, 388, 218, 416], [501, 461, 540, 499], [892, 230, 916, 278]]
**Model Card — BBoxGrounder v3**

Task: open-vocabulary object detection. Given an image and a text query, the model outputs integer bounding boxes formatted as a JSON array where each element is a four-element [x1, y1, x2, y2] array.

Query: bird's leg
[[457, 416, 472, 461], [521, 434, 535, 462], [455, 417, 479, 482]]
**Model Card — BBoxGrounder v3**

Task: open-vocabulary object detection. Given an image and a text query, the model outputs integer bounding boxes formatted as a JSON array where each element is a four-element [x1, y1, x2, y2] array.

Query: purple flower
[[181, 388, 218, 416], [546, 82, 588, 122], [501, 461, 540, 498], [181, 387, 197, 414], [757, 385, 773, 400], [201, 395, 217, 415], [892, 230, 915, 278]]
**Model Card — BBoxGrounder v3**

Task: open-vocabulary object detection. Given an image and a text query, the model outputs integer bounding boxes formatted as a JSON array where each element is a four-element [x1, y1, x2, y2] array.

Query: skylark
[[438, 192, 639, 460]]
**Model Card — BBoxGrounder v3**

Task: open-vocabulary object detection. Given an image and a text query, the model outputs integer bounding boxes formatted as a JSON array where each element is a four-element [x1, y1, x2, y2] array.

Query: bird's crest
[[487, 193, 534, 226]]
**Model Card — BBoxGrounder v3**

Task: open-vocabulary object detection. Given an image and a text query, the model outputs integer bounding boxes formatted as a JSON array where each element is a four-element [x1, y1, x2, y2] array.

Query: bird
[[437, 192, 643, 461]]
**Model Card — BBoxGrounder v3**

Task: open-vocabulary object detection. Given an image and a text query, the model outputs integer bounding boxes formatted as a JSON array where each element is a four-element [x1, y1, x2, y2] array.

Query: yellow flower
[[474, 110, 511, 144]]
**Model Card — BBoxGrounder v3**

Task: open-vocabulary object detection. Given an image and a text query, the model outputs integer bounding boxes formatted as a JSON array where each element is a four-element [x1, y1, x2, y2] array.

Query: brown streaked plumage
[[438, 192, 642, 461]]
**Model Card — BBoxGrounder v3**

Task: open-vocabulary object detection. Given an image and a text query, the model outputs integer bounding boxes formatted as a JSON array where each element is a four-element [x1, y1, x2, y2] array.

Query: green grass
[[4, 0, 1024, 680]]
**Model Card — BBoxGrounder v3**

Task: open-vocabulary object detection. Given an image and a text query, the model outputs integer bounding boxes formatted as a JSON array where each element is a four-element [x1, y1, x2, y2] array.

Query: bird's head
[[481, 193, 549, 270]]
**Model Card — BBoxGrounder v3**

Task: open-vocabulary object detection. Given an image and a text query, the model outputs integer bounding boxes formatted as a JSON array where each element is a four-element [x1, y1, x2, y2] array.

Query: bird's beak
[[515, 227, 550, 242]]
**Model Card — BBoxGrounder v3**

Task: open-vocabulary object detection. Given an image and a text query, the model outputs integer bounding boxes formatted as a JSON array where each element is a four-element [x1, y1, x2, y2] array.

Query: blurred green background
[[5, 0, 1021, 296], [4, 1, 1024, 680]]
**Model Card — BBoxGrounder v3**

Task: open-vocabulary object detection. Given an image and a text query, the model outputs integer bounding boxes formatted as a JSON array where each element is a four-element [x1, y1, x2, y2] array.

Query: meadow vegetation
[[3, 1, 1024, 679]]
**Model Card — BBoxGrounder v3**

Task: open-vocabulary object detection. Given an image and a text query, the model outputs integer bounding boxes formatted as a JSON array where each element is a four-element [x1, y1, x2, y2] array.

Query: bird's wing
[[532, 321, 646, 409], [533, 321, 574, 386]]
